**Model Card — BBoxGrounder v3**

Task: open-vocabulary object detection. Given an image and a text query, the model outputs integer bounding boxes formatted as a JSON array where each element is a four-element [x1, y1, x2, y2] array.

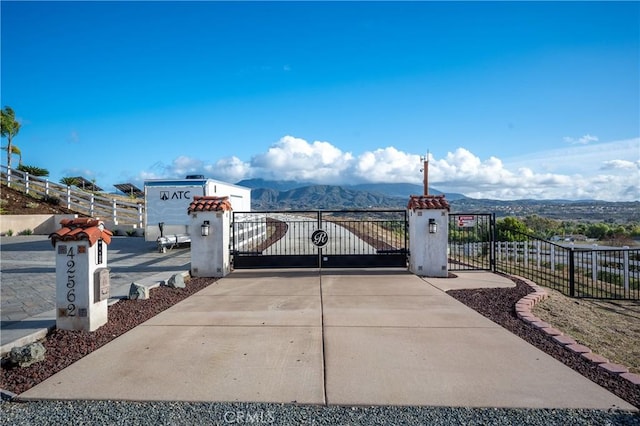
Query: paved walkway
[[1, 235, 190, 354], [18, 269, 635, 410]]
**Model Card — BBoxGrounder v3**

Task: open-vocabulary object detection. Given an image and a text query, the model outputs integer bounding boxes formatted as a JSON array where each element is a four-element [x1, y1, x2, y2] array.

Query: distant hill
[[450, 198, 640, 222], [251, 185, 407, 210], [237, 179, 466, 210], [236, 179, 312, 192], [346, 183, 467, 200]]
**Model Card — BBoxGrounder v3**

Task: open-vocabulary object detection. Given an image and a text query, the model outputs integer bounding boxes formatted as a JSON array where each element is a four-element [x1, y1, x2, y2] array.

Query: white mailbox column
[[188, 196, 232, 278], [50, 218, 112, 331], [408, 195, 450, 277]]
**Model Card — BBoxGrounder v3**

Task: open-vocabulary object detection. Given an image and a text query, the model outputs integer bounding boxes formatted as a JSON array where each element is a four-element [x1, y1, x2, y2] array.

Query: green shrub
[[43, 195, 61, 206], [5, 229, 13, 236], [18, 229, 33, 235], [597, 270, 623, 286]]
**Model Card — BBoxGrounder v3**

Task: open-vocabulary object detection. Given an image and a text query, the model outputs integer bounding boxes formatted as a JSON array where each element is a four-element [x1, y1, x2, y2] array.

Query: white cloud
[[134, 136, 640, 201], [60, 167, 98, 181], [251, 135, 353, 183], [563, 134, 599, 145], [354, 147, 421, 183], [601, 159, 639, 170], [205, 156, 252, 182]]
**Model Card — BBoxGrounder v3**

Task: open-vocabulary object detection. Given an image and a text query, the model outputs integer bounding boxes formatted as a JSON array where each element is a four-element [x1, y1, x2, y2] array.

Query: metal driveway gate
[[232, 210, 408, 269], [448, 213, 495, 271]]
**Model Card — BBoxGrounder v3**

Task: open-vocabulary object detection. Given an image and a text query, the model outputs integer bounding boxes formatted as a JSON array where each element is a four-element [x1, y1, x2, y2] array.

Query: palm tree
[[1, 106, 21, 169], [60, 177, 81, 187], [2, 144, 21, 165]]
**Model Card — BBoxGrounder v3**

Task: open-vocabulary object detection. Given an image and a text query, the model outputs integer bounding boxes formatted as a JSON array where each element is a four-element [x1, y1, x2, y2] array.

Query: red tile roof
[[407, 195, 450, 211], [187, 196, 233, 213], [49, 218, 113, 247]]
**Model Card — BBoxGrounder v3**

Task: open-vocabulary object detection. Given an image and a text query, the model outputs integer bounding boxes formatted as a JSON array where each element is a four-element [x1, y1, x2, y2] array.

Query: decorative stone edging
[[512, 275, 640, 387]]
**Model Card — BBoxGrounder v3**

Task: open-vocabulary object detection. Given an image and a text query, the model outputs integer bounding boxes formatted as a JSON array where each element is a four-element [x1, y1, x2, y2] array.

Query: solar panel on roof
[[114, 183, 143, 197], [71, 176, 103, 192]]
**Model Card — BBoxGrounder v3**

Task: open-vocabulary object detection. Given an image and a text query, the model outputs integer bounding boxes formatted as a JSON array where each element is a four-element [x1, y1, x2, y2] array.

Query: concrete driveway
[[19, 269, 636, 410]]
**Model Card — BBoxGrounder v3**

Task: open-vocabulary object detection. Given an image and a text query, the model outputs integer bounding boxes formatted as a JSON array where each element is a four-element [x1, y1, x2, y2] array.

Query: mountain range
[[236, 179, 466, 210], [235, 179, 639, 223]]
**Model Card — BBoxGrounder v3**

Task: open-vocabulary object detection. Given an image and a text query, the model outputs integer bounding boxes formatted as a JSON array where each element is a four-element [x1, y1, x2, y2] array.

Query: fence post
[[536, 241, 541, 268], [591, 248, 598, 284], [7, 166, 11, 187], [112, 199, 118, 225], [45, 180, 50, 196], [524, 241, 529, 267], [569, 247, 575, 297], [66, 186, 72, 209], [490, 213, 496, 272], [90, 194, 95, 218], [550, 245, 555, 272], [623, 246, 630, 295], [138, 204, 144, 229], [25, 172, 30, 194]]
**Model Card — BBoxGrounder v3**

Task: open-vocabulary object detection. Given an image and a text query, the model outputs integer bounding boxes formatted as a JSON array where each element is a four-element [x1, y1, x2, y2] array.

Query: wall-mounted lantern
[[201, 220, 210, 237], [428, 218, 437, 234]]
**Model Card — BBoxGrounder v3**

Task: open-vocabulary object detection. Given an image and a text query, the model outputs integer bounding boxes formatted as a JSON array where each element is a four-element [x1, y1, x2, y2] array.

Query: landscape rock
[[166, 273, 186, 289], [9, 342, 46, 367], [129, 282, 150, 300]]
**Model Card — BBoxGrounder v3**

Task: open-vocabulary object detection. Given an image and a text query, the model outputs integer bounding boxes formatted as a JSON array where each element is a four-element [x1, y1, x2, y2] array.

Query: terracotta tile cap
[[187, 196, 233, 213], [49, 218, 113, 247], [407, 195, 450, 211]]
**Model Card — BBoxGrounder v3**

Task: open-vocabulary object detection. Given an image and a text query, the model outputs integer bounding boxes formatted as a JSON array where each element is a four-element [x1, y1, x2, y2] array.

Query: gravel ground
[[1, 274, 639, 425], [1, 400, 639, 426]]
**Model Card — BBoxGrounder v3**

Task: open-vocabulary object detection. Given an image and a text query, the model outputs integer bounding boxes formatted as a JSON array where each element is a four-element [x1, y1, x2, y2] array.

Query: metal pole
[[423, 158, 429, 196], [569, 248, 576, 297]]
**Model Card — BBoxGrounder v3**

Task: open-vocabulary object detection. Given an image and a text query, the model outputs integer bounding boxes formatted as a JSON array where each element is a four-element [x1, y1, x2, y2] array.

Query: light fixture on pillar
[[201, 220, 210, 237], [428, 218, 437, 234]]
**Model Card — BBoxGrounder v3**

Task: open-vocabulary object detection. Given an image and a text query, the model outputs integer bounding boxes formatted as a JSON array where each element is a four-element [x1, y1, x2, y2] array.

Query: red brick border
[[511, 275, 640, 388]]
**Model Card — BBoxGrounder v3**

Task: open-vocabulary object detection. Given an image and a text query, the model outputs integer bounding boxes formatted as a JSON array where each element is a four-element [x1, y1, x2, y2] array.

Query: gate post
[[188, 196, 232, 277], [407, 195, 450, 277]]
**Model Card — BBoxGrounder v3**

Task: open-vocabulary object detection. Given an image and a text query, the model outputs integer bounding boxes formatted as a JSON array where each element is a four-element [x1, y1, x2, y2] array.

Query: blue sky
[[2, 1, 638, 201]]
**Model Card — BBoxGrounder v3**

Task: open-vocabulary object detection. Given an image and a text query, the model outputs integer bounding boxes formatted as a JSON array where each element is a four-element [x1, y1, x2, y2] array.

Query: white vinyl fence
[[1, 165, 144, 227]]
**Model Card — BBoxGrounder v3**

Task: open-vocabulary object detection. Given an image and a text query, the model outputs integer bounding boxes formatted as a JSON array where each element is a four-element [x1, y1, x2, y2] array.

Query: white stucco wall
[[189, 210, 231, 278], [408, 208, 449, 277]]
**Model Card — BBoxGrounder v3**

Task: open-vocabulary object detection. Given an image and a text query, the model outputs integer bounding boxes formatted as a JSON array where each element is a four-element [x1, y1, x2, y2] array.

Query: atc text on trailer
[[144, 177, 251, 242]]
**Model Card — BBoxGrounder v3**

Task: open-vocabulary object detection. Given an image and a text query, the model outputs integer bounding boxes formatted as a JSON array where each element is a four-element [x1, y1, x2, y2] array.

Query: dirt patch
[[1, 184, 80, 215], [533, 288, 640, 375]]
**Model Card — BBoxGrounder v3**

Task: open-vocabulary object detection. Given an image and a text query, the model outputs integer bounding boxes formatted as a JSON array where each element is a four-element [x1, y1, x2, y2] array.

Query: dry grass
[[533, 288, 640, 374]]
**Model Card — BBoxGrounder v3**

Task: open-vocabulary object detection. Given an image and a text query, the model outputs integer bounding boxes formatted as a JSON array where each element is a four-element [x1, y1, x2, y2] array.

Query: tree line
[[495, 215, 640, 245]]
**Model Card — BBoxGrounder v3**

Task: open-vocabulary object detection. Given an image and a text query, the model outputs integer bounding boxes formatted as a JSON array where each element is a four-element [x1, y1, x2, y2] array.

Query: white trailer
[[144, 178, 251, 246]]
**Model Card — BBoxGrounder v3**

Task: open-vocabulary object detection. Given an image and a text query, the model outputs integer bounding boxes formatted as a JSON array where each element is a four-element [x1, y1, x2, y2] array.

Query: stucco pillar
[[188, 196, 232, 277], [407, 195, 450, 277]]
